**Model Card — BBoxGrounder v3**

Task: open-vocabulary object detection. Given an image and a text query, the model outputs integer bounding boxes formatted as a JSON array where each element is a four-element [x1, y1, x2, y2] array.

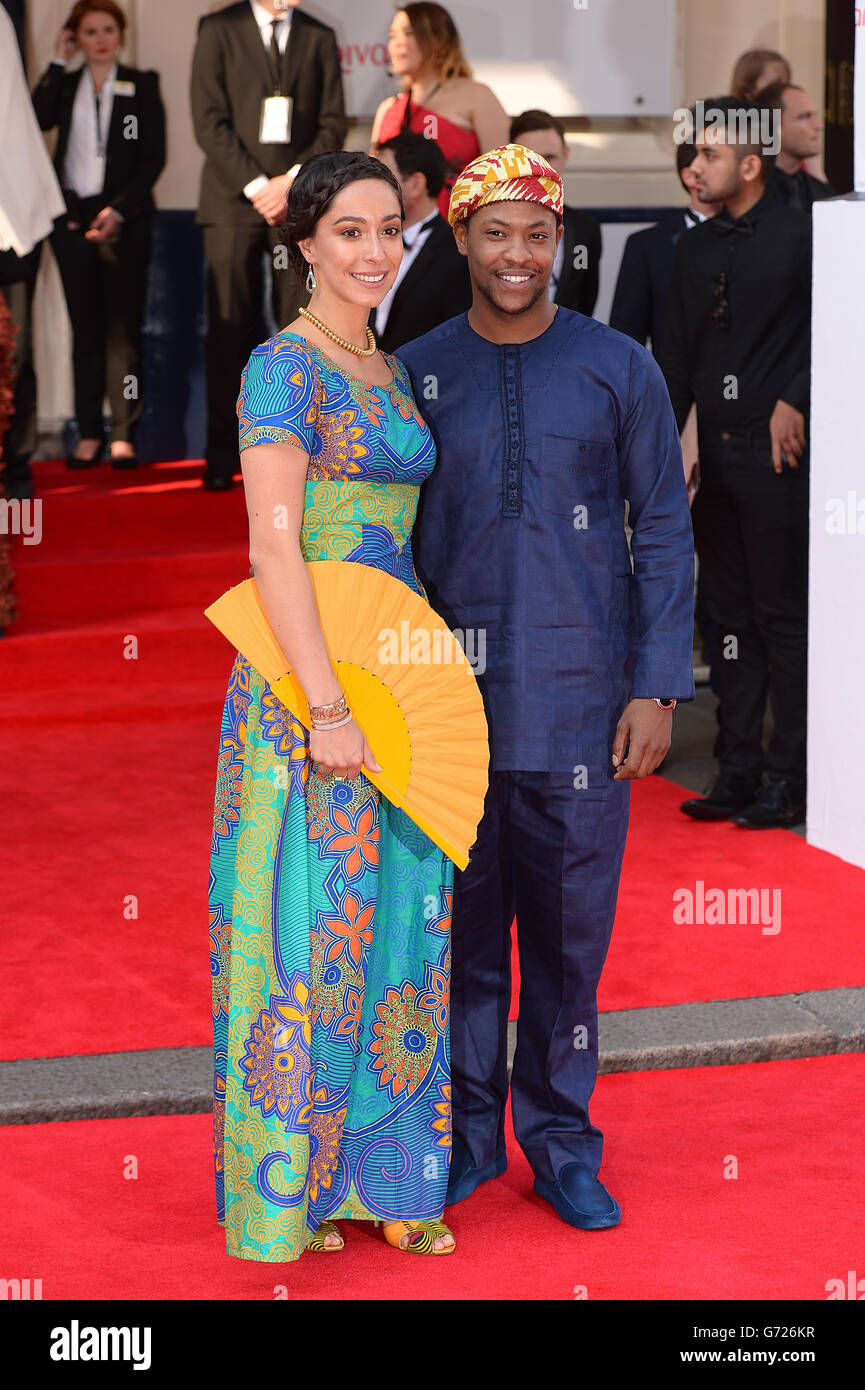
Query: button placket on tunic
[[502, 347, 523, 517]]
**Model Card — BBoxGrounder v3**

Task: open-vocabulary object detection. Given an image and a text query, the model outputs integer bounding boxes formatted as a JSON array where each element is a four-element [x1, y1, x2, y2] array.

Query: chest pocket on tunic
[[540, 433, 611, 524]]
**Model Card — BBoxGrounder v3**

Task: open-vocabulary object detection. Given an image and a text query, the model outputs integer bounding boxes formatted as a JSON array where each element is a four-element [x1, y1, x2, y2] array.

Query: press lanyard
[[93, 76, 107, 158], [259, 20, 292, 144]]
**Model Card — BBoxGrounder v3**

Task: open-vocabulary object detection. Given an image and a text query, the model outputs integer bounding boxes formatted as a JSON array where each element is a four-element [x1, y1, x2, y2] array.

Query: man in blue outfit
[[397, 145, 695, 1231]]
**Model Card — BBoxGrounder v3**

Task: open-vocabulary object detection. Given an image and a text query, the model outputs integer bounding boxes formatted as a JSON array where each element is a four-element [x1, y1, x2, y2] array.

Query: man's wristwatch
[[654, 697, 677, 710]]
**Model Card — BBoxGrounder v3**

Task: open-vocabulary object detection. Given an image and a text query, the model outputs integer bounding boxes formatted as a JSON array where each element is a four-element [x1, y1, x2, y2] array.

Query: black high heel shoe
[[66, 438, 105, 470], [110, 451, 139, 470]]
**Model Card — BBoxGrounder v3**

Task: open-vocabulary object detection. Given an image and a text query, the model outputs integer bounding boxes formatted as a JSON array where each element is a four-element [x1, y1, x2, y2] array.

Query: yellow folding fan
[[204, 562, 489, 870]]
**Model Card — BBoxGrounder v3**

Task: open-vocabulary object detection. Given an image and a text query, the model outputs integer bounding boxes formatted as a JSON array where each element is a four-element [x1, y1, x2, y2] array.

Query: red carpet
[[513, 773, 865, 1020], [3, 460, 864, 1059], [6, 459, 247, 632], [2, 1053, 863, 1300]]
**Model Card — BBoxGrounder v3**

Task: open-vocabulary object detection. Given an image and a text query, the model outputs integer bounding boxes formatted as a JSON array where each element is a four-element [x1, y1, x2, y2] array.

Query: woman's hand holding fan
[[310, 718, 381, 781], [205, 561, 490, 869]]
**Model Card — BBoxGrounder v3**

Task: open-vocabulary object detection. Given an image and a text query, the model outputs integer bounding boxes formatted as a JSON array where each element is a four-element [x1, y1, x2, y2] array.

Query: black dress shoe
[[730, 779, 805, 829], [680, 772, 761, 821], [111, 452, 139, 470], [202, 471, 235, 491]]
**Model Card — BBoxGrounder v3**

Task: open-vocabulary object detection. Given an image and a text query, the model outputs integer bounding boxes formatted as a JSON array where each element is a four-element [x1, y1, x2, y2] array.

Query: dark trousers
[[202, 222, 306, 477], [451, 770, 630, 1185], [0, 242, 41, 495], [51, 199, 152, 443], [692, 429, 809, 787], [695, 574, 722, 697]]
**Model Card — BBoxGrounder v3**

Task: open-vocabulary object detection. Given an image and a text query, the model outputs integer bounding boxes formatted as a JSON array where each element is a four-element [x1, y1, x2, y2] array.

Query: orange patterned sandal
[[305, 1220, 344, 1252], [382, 1219, 455, 1254]]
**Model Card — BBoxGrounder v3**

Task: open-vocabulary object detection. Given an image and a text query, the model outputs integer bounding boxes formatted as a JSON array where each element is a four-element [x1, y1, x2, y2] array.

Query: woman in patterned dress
[[208, 151, 456, 1260]]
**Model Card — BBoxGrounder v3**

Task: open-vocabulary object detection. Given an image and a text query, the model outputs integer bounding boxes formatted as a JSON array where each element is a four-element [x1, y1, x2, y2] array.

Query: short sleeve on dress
[[237, 339, 320, 453], [385, 352, 413, 398]]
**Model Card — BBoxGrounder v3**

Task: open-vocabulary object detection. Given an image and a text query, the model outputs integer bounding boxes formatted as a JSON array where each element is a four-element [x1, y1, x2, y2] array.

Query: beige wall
[[570, 0, 827, 208], [23, 0, 827, 430], [124, 0, 207, 211], [683, 0, 824, 113]]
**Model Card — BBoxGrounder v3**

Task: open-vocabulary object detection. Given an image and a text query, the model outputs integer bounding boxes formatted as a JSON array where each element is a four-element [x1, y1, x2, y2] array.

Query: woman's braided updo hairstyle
[[279, 151, 404, 278]]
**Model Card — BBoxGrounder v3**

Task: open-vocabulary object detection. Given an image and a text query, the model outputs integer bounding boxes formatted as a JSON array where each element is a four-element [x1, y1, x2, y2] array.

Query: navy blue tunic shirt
[[398, 308, 695, 775]]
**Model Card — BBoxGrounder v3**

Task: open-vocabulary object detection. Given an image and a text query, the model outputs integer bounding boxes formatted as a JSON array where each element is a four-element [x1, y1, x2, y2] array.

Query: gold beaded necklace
[[298, 306, 377, 358]]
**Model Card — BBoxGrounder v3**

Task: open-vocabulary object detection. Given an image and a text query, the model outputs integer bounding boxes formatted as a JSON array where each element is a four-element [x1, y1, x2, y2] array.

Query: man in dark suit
[[509, 110, 601, 316], [371, 134, 471, 352], [609, 138, 723, 356], [760, 83, 836, 210], [190, 0, 346, 489], [611, 132, 726, 732]]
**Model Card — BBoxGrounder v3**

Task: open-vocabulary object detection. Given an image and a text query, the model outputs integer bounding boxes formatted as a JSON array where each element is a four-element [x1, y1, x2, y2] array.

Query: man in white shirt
[[191, 0, 346, 490], [242, 0, 300, 225]]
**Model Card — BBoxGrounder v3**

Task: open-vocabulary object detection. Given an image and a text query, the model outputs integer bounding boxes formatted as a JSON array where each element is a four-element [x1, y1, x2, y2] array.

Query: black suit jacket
[[554, 204, 601, 316], [32, 62, 165, 220], [190, 2, 346, 226], [371, 214, 472, 353], [767, 165, 836, 211], [608, 210, 692, 357]]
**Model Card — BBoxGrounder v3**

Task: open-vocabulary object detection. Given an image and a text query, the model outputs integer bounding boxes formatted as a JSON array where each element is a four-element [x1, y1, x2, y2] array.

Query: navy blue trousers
[[451, 771, 630, 1185]]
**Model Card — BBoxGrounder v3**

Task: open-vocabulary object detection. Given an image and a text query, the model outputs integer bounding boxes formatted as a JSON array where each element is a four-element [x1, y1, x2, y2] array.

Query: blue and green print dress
[[208, 332, 453, 1261]]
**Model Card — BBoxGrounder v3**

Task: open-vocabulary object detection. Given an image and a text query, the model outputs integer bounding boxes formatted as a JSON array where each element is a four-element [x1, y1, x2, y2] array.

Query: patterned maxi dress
[[208, 332, 453, 1262]]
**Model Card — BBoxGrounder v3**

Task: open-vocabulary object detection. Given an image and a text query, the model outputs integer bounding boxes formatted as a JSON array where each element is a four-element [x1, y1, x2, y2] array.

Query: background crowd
[[0, 1, 839, 823]]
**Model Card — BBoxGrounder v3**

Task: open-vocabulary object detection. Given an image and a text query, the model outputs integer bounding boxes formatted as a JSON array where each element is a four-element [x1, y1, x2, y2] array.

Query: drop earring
[[305, 264, 317, 294]]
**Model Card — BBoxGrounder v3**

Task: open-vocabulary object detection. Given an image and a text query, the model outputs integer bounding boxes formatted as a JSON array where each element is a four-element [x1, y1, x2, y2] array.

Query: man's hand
[[85, 208, 121, 242], [611, 698, 673, 780], [250, 173, 294, 226], [769, 399, 806, 474]]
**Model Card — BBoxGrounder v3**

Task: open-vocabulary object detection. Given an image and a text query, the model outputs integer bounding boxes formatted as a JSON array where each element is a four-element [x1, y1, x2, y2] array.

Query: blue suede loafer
[[445, 1136, 507, 1206], [533, 1161, 621, 1230]]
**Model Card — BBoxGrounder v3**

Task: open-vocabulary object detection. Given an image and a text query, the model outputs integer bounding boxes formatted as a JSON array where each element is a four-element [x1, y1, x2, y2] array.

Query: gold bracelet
[[309, 695, 348, 719]]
